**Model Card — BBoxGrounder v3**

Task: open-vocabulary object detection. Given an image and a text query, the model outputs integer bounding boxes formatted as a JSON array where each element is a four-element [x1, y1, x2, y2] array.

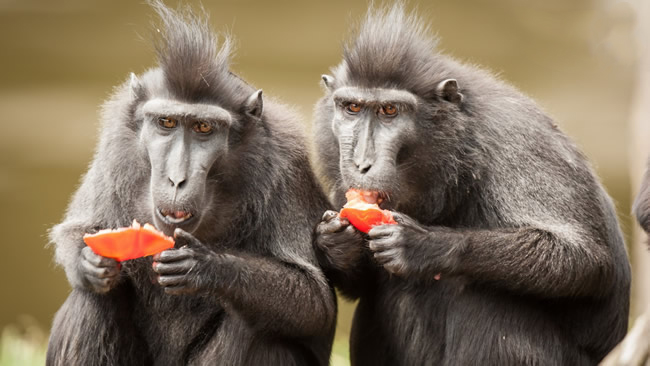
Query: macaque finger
[[367, 225, 397, 239], [157, 274, 187, 287], [317, 216, 350, 235], [86, 276, 115, 293], [173, 228, 205, 249], [153, 259, 194, 275], [163, 285, 195, 296], [82, 246, 119, 268], [342, 224, 361, 237], [153, 248, 193, 263], [373, 249, 400, 265], [321, 210, 339, 222], [390, 212, 428, 233], [81, 259, 120, 279], [367, 237, 396, 252]]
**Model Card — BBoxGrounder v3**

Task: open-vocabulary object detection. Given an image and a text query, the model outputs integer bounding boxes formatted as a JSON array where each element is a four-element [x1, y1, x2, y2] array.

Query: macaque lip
[[156, 208, 197, 226]]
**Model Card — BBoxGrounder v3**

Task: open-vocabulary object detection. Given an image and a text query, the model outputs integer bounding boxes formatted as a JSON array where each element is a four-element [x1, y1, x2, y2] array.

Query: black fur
[[634, 159, 650, 234], [47, 2, 335, 365], [313, 4, 630, 365]]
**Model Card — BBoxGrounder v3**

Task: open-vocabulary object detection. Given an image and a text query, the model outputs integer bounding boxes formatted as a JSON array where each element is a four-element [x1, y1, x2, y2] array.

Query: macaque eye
[[158, 117, 177, 129], [345, 103, 362, 114], [193, 121, 212, 134], [380, 104, 398, 116]]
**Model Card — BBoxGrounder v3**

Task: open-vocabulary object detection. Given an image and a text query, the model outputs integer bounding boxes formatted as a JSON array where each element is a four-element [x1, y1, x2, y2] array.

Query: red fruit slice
[[340, 188, 397, 233], [83, 220, 175, 262]]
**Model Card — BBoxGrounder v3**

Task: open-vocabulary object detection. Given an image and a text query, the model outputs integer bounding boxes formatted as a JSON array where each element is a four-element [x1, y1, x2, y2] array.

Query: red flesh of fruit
[[340, 188, 397, 233], [83, 220, 175, 262]]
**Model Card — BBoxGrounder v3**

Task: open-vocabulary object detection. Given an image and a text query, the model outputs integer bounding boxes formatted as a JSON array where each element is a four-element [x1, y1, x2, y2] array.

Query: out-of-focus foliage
[[0, 319, 47, 366], [332, 338, 352, 366]]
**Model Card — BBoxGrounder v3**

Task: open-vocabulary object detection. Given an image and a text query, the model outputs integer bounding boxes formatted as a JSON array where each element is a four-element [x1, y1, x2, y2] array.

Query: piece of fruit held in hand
[[339, 188, 397, 233], [83, 220, 175, 262]]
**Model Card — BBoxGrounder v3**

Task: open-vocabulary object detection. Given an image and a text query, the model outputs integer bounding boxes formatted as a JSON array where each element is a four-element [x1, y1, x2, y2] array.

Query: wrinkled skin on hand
[[368, 212, 460, 279], [79, 246, 121, 294], [152, 228, 217, 296], [314, 210, 366, 272]]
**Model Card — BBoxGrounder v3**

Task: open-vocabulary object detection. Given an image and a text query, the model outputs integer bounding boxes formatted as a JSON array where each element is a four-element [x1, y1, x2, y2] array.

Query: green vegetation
[[0, 320, 47, 366], [332, 338, 351, 366]]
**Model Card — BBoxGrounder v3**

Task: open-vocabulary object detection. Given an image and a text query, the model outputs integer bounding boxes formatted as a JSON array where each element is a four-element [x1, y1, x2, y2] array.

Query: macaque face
[[330, 86, 419, 208], [139, 98, 232, 235]]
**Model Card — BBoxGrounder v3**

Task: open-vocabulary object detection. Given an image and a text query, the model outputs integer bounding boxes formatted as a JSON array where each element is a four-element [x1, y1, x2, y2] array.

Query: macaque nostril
[[359, 163, 372, 174], [169, 177, 187, 189]]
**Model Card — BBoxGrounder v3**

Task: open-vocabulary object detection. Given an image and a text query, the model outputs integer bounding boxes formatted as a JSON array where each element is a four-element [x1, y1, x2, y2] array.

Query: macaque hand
[[152, 228, 214, 295], [368, 212, 448, 280], [79, 246, 121, 293], [314, 210, 366, 272]]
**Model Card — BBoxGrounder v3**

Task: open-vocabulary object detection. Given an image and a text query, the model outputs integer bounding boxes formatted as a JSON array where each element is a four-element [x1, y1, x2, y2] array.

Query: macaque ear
[[436, 78, 463, 104], [321, 74, 336, 92], [245, 89, 264, 119], [129, 72, 145, 100]]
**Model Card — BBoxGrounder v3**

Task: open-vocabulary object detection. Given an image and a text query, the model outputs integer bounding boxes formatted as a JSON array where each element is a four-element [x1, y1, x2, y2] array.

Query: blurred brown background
[[0, 0, 645, 360]]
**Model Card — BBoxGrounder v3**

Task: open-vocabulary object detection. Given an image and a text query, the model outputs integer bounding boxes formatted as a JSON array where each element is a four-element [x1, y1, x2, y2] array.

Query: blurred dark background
[[0, 0, 643, 362]]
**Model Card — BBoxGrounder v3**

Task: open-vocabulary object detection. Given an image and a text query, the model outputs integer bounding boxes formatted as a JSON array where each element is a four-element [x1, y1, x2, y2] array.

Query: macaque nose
[[168, 177, 187, 189], [357, 162, 372, 174]]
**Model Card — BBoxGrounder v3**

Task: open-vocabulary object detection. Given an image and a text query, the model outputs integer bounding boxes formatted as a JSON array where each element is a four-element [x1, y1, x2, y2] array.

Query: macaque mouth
[[357, 190, 390, 209], [157, 208, 195, 224]]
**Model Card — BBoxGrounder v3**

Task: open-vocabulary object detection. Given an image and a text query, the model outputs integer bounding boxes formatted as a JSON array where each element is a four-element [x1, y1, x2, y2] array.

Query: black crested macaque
[[634, 159, 650, 234], [599, 163, 650, 365], [312, 5, 630, 366], [46, 2, 335, 365]]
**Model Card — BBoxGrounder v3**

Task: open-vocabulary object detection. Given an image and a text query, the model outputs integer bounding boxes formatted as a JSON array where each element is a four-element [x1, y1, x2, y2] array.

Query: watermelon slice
[[340, 188, 397, 233], [83, 220, 175, 262]]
